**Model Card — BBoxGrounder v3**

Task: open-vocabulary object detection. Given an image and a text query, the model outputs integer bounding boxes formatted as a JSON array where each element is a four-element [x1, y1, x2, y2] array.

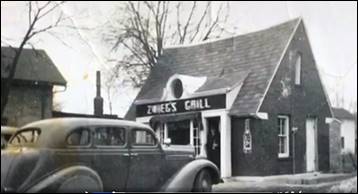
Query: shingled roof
[[1, 47, 66, 86], [125, 18, 301, 119], [332, 108, 354, 120]]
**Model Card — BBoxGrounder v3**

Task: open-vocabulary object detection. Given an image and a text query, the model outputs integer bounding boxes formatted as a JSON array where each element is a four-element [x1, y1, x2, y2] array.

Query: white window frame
[[278, 115, 290, 158], [164, 120, 192, 146], [295, 54, 302, 85]]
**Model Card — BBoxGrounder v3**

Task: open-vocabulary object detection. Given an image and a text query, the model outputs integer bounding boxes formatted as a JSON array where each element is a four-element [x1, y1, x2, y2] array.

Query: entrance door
[[306, 118, 318, 172], [206, 117, 221, 169]]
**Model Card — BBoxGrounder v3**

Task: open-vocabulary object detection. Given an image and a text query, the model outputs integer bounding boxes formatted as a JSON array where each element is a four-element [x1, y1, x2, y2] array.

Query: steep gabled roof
[[1, 47, 66, 86], [332, 108, 354, 120], [125, 18, 301, 119]]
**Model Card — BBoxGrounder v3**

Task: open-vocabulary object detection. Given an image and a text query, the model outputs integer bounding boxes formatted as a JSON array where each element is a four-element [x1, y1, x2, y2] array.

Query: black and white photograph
[[1, 1, 357, 193]]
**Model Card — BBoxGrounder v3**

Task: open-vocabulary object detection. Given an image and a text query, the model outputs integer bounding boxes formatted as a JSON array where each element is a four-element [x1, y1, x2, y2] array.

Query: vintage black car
[[1, 118, 220, 192], [1, 126, 18, 149]]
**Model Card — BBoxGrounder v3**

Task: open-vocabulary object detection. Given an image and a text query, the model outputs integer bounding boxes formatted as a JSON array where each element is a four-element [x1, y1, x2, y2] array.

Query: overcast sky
[[1, 1, 357, 116]]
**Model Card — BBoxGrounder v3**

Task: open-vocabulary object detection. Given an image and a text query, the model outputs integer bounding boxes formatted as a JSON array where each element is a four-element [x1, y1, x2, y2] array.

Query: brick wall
[[231, 22, 332, 176], [2, 83, 53, 127]]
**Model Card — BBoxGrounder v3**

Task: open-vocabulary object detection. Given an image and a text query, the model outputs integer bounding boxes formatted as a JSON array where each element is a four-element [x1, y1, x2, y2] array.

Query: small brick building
[[332, 108, 356, 154], [1, 47, 66, 127], [126, 18, 335, 177]]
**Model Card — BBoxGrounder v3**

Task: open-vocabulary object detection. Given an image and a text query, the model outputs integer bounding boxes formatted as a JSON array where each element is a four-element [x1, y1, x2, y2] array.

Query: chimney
[[94, 71, 103, 116]]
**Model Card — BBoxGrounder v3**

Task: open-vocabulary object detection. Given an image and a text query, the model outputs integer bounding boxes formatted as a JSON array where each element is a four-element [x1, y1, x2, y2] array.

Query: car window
[[132, 129, 156, 146], [67, 128, 91, 146], [10, 128, 41, 146], [94, 127, 126, 146]]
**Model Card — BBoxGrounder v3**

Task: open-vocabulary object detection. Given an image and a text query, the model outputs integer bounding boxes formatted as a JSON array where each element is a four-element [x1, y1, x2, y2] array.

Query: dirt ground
[[213, 176, 357, 193]]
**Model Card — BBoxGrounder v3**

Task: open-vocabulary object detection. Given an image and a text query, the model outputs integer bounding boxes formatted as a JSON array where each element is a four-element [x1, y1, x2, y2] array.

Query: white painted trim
[[325, 117, 342, 124], [306, 117, 318, 172], [134, 88, 228, 105], [295, 54, 302, 85], [164, 123, 168, 139], [220, 113, 232, 177], [200, 115, 208, 158], [255, 18, 302, 114], [226, 83, 243, 110], [161, 74, 207, 101], [256, 112, 269, 120], [202, 109, 232, 178], [190, 120, 194, 146], [136, 116, 152, 124], [190, 88, 229, 98], [135, 98, 163, 105], [201, 109, 227, 118], [278, 115, 290, 158]]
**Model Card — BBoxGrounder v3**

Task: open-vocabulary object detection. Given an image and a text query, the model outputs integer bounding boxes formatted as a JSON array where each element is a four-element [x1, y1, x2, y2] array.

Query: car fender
[[25, 165, 103, 193], [160, 159, 220, 192]]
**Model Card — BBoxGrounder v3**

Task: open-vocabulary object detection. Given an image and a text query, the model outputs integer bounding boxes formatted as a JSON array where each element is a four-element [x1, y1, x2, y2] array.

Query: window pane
[[278, 137, 283, 154], [278, 119, 281, 135], [67, 128, 90, 146], [10, 128, 41, 145], [133, 130, 156, 146], [295, 55, 301, 85], [282, 119, 286, 135], [167, 120, 190, 145], [95, 127, 125, 146], [282, 137, 287, 153]]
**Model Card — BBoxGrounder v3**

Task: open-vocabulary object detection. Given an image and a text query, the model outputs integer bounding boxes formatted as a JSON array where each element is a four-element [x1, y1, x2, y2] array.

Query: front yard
[[213, 174, 357, 193], [328, 176, 357, 193]]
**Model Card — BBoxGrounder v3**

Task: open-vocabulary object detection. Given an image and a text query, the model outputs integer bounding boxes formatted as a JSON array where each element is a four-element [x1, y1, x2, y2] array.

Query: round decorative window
[[171, 79, 183, 99]]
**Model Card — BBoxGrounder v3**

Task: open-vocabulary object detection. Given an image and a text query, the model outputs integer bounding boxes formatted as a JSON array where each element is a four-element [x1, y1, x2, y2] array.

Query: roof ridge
[[1, 46, 46, 53], [253, 17, 302, 114], [164, 17, 301, 50]]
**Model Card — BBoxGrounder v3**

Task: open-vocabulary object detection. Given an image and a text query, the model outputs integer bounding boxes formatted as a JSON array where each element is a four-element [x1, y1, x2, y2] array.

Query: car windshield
[[9, 128, 41, 146]]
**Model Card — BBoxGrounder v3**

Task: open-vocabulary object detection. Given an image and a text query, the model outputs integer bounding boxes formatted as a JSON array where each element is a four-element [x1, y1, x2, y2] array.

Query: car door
[[92, 126, 129, 192], [126, 128, 165, 191]]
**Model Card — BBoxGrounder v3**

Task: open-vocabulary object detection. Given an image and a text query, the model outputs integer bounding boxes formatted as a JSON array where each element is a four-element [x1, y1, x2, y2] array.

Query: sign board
[[136, 94, 226, 117]]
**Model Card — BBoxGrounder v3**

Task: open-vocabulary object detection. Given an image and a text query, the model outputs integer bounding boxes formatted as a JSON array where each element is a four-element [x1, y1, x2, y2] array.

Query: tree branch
[[180, 1, 197, 44]]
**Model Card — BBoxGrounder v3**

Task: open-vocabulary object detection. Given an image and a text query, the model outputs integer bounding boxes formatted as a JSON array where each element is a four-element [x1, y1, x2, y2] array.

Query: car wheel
[[193, 169, 212, 192]]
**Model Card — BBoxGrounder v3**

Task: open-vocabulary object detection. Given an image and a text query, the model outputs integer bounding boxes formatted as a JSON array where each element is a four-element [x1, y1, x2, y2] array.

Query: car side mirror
[[164, 138, 171, 147]]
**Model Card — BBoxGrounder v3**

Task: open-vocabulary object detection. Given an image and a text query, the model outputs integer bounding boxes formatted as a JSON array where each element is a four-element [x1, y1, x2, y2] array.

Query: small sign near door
[[243, 119, 252, 154]]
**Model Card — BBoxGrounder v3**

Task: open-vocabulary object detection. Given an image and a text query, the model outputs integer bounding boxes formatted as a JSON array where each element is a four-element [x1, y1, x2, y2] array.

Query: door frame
[[201, 109, 231, 178], [306, 117, 318, 172], [205, 116, 221, 169]]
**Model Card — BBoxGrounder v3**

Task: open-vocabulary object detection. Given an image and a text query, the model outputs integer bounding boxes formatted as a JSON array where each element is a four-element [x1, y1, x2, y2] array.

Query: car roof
[[21, 117, 150, 130], [16, 118, 152, 148]]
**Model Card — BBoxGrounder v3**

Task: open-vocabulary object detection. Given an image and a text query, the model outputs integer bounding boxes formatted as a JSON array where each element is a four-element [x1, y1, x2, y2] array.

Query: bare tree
[[1, 1, 68, 116], [103, 1, 231, 87]]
